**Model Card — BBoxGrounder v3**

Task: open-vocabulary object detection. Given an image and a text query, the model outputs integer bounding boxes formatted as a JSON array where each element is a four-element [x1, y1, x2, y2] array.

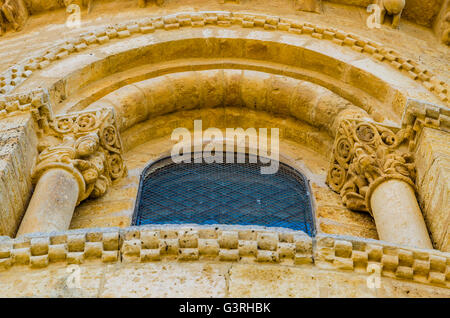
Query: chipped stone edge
[[0, 225, 448, 288]]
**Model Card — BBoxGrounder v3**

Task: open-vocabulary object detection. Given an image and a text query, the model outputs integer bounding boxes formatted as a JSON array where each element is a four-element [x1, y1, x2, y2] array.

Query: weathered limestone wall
[[0, 114, 38, 237], [2, 260, 450, 297], [415, 127, 450, 252], [0, 0, 447, 298]]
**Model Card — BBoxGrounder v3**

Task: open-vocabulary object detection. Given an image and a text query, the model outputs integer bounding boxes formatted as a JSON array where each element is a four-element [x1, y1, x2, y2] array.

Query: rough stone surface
[[0, 0, 448, 298]]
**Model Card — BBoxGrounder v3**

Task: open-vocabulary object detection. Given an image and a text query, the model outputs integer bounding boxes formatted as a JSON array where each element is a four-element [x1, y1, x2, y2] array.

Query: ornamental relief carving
[[326, 119, 415, 214], [35, 108, 126, 204]]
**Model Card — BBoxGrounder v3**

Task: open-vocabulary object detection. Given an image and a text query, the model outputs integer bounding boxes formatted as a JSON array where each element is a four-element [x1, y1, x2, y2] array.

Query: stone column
[[16, 109, 126, 237], [327, 119, 433, 249], [370, 179, 432, 249], [16, 169, 80, 235]]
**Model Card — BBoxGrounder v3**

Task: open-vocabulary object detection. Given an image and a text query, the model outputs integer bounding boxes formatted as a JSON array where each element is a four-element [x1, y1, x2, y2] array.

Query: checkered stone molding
[[0, 226, 448, 288], [315, 234, 450, 287]]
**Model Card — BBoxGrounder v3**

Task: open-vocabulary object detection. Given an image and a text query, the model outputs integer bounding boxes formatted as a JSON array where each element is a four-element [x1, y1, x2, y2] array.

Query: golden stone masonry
[[0, 0, 449, 298]]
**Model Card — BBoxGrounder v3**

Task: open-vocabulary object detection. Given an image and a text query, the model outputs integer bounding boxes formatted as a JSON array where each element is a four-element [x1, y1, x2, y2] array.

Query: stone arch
[[9, 14, 446, 123], [83, 69, 369, 147], [5, 10, 445, 251]]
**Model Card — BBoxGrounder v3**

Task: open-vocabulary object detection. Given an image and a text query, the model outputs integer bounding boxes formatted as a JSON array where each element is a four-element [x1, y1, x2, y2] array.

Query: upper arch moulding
[[0, 11, 448, 121]]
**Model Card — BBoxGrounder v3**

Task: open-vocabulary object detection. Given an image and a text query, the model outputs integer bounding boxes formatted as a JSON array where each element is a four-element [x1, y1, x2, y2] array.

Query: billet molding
[[0, 226, 448, 288], [326, 118, 415, 214], [295, 0, 322, 13], [0, 11, 447, 104]]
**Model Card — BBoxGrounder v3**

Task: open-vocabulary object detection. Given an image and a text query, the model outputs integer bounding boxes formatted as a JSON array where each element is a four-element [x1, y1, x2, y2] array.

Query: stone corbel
[[295, 0, 322, 13], [442, 11, 450, 45], [138, 0, 164, 7], [376, 0, 405, 29], [327, 118, 414, 214], [0, 0, 28, 36], [34, 108, 127, 205]]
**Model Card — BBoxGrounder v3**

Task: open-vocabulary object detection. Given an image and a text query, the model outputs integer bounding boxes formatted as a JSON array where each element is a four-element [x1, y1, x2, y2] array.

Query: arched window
[[132, 153, 315, 236]]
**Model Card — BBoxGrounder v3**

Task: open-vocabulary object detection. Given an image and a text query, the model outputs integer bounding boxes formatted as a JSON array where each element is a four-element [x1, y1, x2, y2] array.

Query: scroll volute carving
[[326, 119, 415, 214], [0, 0, 28, 36], [35, 109, 126, 204]]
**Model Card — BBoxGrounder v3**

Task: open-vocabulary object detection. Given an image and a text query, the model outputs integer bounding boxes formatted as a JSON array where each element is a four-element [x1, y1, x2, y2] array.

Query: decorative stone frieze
[[0, 11, 447, 104], [1, 227, 448, 288], [438, 8, 450, 46], [0, 0, 28, 36], [327, 118, 414, 214], [35, 108, 126, 204], [314, 234, 449, 287]]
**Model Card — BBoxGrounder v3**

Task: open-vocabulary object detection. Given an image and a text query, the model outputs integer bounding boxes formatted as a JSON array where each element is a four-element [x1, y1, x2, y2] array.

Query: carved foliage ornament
[[326, 119, 415, 214], [34, 108, 126, 204]]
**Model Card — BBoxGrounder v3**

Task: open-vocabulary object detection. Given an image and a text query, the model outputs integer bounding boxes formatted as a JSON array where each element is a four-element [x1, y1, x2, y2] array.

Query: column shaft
[[17, 168, 79, 236], [370, 179, 432, 249]]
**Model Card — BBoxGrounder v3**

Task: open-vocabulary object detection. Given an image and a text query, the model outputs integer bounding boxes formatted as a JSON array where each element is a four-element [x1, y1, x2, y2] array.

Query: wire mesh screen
[[133, 153, 315, 236]]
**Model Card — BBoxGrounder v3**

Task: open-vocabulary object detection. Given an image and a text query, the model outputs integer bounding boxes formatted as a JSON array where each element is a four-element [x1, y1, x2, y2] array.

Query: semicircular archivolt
[[6, 11, 448, 121], [83, 69, 370, 140], [70, 106, 378, 239]]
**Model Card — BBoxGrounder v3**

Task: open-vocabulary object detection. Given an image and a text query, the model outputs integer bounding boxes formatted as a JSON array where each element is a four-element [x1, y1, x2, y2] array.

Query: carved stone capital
[[34, 108, 127, 204], [326, 119, 415, 214]]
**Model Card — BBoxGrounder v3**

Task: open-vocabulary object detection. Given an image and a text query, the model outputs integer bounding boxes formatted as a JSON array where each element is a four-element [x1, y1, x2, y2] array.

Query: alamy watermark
[[366, 4, 382, 29], [66, 264, 81, 289], [367, 263, 382, 289], [171, 120, 279, 174], [66, 4, 82, 29]]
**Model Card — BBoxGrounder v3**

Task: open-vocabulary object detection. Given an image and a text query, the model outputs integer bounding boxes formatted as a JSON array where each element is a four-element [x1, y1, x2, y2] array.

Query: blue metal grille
[[133, 154, 315, 236]]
